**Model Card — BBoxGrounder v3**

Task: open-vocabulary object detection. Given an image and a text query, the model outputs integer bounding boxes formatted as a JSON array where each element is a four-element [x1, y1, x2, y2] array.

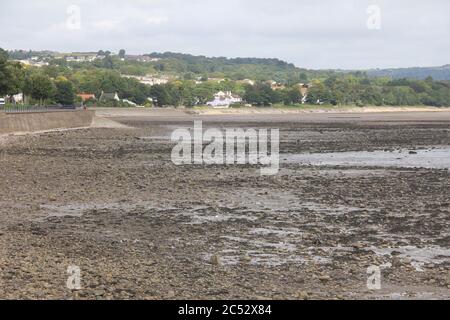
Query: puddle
[[214, 235, 336, 267], [370, 246, 450, 271], [222, 235, 297, 252], [205, 250, 307, 267], [249, 227, 304, 237], [232, 189, 378, 218], [37, 201, 161, 221], [282, 147, 450, 169], [298, 202, 367, 216], [206, 243, 336, 267], [39, 204, 91, 219], [182, 206, 259, 225]]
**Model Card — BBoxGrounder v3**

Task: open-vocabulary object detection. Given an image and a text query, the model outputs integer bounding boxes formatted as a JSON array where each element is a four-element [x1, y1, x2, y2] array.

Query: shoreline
[[93, 106, 450, 117], [192, 106, 450, 115]]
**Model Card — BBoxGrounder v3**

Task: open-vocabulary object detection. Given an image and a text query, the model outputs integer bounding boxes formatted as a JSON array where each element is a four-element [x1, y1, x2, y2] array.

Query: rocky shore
[[0, 112, 449, 299]]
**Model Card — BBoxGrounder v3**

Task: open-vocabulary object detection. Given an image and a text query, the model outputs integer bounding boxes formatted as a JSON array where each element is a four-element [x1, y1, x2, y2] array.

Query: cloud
[[145, 15, 169, 25], [0, 0, 448, 69], [92, 20, 121, 32]]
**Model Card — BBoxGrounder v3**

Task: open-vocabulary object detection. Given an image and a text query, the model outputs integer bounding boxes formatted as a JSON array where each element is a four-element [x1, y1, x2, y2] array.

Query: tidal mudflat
[[0, 111, 449, 299]]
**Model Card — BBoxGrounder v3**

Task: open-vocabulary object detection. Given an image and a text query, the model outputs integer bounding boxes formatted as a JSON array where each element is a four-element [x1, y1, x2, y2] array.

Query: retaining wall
[[0, 110, 95, 135]]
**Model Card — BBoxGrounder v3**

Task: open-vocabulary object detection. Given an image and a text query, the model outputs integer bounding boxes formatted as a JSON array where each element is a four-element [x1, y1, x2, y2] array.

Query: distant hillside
[[145, 52, 335, 84], [148, 52, 297, 69], [367, 65, 450, 80], [8, 48, 450, 83]]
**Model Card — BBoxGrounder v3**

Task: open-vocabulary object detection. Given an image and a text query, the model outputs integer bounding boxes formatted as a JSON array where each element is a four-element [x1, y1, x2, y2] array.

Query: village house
[[60, 53, 101, 63], [122, 99, 138, 107], [268, 80, 286, 91], [207, 91, 242, 108], [1, 93, 24, 105], [240, 79, 256, 86], [77, 93, 96, 102], [208, 78, 226, 84], [126, 55, 161, 63], [10, 93, 24, 104], [122, 75, 170, 86], [14, 59, 49, 68], [99, 92, 120, 102], [296, 83, 311, 104], [66, 56, 85, 63]]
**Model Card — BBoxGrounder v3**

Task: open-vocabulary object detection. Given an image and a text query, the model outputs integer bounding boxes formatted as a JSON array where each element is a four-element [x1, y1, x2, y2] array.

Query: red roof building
[[77, 93, 96, 102]]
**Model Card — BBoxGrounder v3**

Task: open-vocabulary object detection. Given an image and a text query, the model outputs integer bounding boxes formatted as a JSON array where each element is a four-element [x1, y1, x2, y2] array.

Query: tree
[[0, 48, 24, 98], [193, 82, 215, 104], [183, 72, 194, 80], [150, 85, 171, 106], [101, 56, 114, 69], [243, 83, 280, 106], [6, 63, 25, 97], [54, 79, 75, 105], [282, 87, 302, 105], [0, 48, 10, 96], [23, 73, 56, 105], [119, 49, 126, 59], [299, 73, 308, 83]]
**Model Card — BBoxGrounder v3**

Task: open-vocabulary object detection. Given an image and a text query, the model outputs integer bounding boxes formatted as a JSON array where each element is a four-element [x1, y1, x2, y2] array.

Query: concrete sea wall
[[0, 110, 95, 135]]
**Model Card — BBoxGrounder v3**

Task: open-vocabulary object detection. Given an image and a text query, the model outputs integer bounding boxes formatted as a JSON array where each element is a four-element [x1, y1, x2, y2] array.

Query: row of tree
[[150, 77, 450, 108], [23, 73, 76, 105], [0, 49, 76, 105], [307, 76, 450, 107], [0, 49, 23, 98]]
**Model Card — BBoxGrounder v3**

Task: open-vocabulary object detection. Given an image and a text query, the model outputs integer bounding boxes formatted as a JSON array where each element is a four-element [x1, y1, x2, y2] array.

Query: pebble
[[319, 275, 331, 282], [94, 289, 106, 296], [210, 255, 221, 266], [297, 291, 309, 300]]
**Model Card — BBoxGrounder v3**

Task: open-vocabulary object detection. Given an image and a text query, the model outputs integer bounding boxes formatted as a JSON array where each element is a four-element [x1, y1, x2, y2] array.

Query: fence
[[2, 105, 77, 114]]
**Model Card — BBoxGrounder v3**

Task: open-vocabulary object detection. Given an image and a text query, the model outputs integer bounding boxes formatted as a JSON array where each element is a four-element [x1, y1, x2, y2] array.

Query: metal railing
[[3, 105, 77, 114]]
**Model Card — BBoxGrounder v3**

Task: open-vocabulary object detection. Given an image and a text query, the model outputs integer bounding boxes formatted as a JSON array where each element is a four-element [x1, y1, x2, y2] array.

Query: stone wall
[[0, 110, 95, 135]]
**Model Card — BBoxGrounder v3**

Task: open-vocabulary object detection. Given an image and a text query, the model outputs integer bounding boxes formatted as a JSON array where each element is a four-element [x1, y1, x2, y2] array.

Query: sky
[[0, 0, 449, 69]]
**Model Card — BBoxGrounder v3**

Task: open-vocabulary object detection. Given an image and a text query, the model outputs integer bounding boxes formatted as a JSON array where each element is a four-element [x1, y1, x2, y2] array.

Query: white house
[[10, 93, 24, 104], [14, 60, 49, 68], [1, 93, 24, 105], [122, 99, 137, 106], [99, 91, 120, 102], [65, 54, 98, 63], [66, 56, 85, 63], [122, 75, 169, 86], [207, 91, 242, 108]]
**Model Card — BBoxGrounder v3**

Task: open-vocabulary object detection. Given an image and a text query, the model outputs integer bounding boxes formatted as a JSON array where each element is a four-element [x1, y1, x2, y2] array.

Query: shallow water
[[283, 147, 450, 169], [370, 246, 450, 272]]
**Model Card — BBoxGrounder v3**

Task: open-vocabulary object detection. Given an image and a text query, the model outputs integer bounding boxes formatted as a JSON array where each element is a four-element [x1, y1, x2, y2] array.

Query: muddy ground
[[0, 111, 449, 300]]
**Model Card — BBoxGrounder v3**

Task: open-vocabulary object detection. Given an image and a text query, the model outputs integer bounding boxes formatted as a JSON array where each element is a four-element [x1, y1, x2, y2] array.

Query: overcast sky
[[1, 0, 449, 69]]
